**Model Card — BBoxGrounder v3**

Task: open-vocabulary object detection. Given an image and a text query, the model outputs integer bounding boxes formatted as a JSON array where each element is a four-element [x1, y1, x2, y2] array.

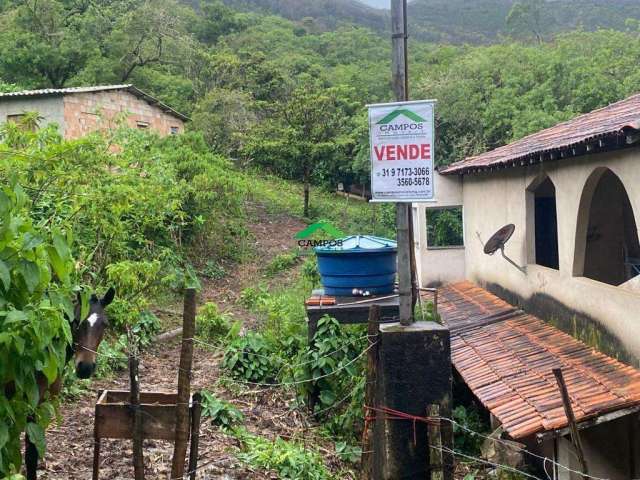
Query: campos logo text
[[295, 222, 345, 249], [377, 109, 426, 133]]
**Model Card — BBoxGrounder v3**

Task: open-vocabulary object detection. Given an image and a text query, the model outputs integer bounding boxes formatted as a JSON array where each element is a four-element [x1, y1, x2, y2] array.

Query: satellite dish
[[484, 224, 516, 255]]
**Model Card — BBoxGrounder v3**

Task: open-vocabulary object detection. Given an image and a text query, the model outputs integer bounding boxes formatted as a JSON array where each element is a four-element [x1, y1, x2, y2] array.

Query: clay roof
[[438, 281, 640, 439], [441, 93, 640, 175], [0, 85, 189, 121]]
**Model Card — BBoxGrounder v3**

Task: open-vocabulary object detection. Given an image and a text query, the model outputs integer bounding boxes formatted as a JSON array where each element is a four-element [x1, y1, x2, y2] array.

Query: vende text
[[374, 144, 431, 161]]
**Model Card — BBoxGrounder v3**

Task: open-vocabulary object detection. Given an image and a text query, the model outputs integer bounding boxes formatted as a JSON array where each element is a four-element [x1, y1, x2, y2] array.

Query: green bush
[[200, 390, 244, 431], [196, 302, 236, 341], [264, 251, 300, 277], [0, 182, 75, 476], [236, 430, 332, 480], [221, 333, 282, 383]]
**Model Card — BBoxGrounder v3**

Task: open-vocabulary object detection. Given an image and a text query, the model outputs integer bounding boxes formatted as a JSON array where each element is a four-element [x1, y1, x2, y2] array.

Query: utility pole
[[391, 0, 416, 326]]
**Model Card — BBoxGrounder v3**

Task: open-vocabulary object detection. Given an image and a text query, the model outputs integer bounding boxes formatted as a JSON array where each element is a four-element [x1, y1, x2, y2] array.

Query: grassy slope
[[246, 171, 396, 239]]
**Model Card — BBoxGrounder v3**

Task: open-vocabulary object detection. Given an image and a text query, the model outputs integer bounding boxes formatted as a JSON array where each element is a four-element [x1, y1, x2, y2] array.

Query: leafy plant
[[196, 302, 237, 342], [236, 430, 332, 480], [221, 333, 282, 383], [453, 405, 490, 455], [264, 251, 300, 277], [201, 260, 226, 280], [0, 182, 75, 476], [200, 390, 244, 431]]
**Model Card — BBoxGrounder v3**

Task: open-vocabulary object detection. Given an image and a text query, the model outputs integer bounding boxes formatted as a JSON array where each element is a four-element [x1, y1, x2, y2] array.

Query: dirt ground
[[38, 204, 340, 479]]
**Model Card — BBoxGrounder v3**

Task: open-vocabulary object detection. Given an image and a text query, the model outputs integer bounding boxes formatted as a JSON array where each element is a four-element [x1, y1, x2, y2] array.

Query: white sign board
[[368, 100, 435, 202]]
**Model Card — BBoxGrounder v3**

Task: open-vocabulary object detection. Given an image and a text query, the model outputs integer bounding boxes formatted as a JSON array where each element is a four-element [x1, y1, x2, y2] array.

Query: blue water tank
[[315, 235, 397, 296]]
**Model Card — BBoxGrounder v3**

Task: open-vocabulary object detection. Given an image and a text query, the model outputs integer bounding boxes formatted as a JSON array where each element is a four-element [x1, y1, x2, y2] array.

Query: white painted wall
[[421, 147, 640, 361], [0, 96, 65, 132], [413, 171, 465, 286]]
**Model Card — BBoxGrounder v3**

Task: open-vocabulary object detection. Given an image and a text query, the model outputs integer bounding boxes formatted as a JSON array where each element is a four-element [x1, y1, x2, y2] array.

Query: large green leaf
[[18, 260, 40, 294], [0, 259, 9, 291], [25, 423, 45, 457]]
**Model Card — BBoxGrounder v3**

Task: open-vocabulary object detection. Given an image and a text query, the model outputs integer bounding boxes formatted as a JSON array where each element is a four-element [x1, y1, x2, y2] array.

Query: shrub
[[0, 183, 75, 476], [200, 390, 244, 431], [236, 431, 331, 480], [263, 251, 299, 276], [221, 333, 282, 383], [196, 302, 236, 341]]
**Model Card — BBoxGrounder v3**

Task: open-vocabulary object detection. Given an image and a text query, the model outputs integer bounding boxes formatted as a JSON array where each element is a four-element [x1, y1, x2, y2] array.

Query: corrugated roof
[[0, 85, 189, 121], [441, 93, 640, 175], [438, 282, 640, 439]]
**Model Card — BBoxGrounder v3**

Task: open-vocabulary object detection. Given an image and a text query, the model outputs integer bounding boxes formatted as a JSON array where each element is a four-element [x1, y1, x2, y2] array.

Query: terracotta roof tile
[[436, 281, 640, 439], [441, 93, 640, 175]]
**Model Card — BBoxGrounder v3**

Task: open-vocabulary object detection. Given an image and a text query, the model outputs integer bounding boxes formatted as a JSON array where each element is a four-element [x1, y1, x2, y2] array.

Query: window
[[575, 168, 640, 286], [426, 207, 464, 248], [7, 114, 25, 123], [528, 176, 559, 269], [6, 113, 38, 131], [136, 121, 149, 129], [170, 126, 180, 135]]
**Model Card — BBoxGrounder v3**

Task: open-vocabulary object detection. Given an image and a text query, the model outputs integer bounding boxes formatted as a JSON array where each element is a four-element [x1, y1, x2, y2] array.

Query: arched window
[[527, 176, 559, 269], [574, 168, 640, 286]]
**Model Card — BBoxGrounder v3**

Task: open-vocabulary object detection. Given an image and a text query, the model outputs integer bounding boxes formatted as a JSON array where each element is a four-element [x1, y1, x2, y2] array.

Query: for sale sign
[[368, 100, 435, 202]]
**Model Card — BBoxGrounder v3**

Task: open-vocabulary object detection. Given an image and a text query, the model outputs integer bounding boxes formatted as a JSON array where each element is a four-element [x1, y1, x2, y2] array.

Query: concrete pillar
[[373, 321, 453, 479]]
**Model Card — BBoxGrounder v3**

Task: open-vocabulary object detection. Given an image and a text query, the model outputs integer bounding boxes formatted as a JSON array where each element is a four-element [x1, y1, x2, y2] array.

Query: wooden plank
[[95, 403, 179, 440]]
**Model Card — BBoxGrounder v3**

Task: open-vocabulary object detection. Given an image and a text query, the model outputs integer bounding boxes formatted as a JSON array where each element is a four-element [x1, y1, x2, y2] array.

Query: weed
[[264, 251, 300, 277], [196, 302, 238, 342], [301, 256, 321, 286], [453, 405, 490, 455], [239, 285, 270, 310], [200, 390, 244, 431], [236, 429, 332, 480], [201, 260, 226, 280], [222, 333, 282, 383]]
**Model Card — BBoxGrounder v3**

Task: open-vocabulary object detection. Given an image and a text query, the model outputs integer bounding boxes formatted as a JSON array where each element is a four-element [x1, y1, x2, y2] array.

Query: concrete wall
[[442, 147, 640, 363], [413, 171, 466, 286], [63, 90, 184, 138], [0, 96, 65, 131], [552, 413, 639, 480]]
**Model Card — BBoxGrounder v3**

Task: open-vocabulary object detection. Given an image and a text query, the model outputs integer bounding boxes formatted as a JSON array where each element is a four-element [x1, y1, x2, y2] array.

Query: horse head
[[72, 287, 115, 379]]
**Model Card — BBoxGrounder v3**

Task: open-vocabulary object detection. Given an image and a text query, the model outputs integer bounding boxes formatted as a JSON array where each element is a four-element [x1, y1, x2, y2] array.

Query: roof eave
[[441, 129, 640, 176]]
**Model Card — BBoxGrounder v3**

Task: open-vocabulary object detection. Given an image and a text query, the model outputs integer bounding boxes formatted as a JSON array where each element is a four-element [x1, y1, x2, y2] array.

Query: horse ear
[[101, 287, 115, 307]]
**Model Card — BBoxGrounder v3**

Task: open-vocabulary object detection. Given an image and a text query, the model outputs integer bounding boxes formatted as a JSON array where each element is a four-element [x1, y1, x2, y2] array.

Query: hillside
[[222, 0, 389, 31], [221, 0, 640, 43]]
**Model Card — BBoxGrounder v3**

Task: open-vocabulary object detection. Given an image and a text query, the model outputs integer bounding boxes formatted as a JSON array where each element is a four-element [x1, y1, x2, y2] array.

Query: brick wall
[[63, 90, 185, 139]]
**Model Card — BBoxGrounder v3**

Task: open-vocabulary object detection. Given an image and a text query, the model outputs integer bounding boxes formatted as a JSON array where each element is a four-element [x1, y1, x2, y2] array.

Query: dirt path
[[39, 205, 329, 479]]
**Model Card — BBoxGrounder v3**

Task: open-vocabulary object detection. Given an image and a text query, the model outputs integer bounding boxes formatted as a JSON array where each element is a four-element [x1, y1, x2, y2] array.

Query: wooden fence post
[[428, 404, 443, 480], [128, 336, 144, 480], [361, 305, 381, 480], [553, 368, 589, 480], [188, 392, 203, 480], [171, 288, 197, 478]]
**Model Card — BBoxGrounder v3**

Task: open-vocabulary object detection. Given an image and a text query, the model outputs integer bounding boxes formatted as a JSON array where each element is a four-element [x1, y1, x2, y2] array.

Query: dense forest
[[218, 0, 640, 43], [4, 0, 640, 476]]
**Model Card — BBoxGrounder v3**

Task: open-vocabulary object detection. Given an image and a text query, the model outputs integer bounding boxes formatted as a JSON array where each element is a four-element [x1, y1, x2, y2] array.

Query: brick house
[[0, 85, 188, 138]]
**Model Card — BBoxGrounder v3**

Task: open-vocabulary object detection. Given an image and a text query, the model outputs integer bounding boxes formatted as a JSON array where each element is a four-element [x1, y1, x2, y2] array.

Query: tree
[[506, 0, 547, 44], [244, 81, 356, 217], [191, 87, 257, 156]]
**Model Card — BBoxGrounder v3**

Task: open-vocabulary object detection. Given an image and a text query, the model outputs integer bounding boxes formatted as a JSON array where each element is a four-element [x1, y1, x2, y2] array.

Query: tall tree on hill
[[506, 0, 547, 43], [244, 81, 356, 217]]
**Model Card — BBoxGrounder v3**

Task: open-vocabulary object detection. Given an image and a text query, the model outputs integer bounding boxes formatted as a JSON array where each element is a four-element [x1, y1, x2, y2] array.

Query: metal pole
[[391, 0, 415, 325]]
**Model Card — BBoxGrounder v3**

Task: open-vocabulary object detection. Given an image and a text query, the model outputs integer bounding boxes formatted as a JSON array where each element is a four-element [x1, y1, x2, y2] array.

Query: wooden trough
[[92, 390, 202, 480]]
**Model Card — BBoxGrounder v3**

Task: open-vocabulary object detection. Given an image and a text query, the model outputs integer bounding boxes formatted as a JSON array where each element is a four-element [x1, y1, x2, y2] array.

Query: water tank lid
[[315, 235, 397, 254]]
